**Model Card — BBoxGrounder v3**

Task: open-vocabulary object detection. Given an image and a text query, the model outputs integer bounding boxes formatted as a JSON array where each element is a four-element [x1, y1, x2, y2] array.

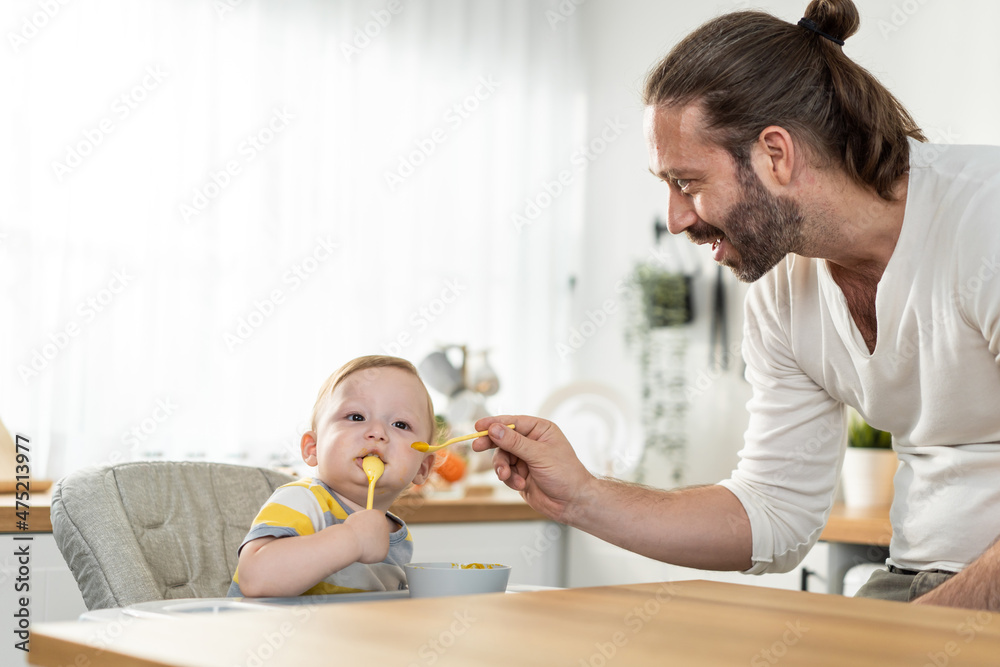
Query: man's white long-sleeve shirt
[[720, 139, 1000, 574]]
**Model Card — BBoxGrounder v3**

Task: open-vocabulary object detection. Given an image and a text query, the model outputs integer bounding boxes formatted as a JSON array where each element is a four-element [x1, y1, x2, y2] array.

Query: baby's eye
[[392, 420, 411, 430], [347, 413, 365, 422]]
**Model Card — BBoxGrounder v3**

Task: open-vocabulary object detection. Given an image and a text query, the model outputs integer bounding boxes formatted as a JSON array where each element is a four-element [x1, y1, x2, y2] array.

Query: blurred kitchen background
[[3, 0, 999, 489]]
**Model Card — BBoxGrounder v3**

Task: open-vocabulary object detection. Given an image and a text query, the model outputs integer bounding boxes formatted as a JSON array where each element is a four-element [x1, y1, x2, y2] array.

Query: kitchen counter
[[0, 484, 53, 532], [389, 492, 545, 523], [819, 502, 892, 546], [2, 488, 884, 538], [1, 487, 889, 614], [0, 487, 544, 533]]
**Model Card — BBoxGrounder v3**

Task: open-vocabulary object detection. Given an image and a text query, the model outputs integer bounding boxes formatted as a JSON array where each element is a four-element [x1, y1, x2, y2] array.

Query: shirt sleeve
[[237, 484, 326, 555], [718, 270, 847, 574], [953, 174, 1000, 362]]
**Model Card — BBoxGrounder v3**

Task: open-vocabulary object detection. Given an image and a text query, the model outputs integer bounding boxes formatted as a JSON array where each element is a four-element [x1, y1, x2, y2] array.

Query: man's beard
[[686, 161, 803, 283]]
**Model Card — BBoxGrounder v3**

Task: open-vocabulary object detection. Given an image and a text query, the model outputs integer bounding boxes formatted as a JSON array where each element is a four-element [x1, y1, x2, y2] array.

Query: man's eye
[[348, 413, 365, 422], [392, 421, 411, 430], [673, 178, 691, 191]]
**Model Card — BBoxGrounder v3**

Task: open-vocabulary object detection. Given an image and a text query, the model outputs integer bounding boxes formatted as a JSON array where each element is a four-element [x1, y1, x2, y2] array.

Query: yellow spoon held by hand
[[362, 456, 384, 510], [410, 424, 515, 453]]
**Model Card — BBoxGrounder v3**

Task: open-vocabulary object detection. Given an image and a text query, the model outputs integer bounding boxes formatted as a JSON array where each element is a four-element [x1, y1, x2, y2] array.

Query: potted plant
[[841, 409, 897, 507], [631, 263, 693, 328], [625, 262, 693, 487]]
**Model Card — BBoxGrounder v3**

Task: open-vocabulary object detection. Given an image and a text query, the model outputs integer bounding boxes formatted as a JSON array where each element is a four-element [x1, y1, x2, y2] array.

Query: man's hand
[[911, 579, 997, 610], [343, 509, 391, 564], [473, 414, 752, 571], [911, 539, 1000, 611], [471, 415, 596, 525]]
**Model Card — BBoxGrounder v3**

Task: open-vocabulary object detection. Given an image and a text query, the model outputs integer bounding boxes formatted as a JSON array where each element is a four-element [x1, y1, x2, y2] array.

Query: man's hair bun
[[803, 0, 860, 43]]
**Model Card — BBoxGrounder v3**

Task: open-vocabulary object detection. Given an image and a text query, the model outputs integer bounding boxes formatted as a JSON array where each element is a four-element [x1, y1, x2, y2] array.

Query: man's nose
[[665, 187, 698, 235]]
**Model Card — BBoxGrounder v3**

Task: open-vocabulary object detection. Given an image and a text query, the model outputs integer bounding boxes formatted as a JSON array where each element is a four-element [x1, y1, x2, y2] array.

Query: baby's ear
[[411, 452, 436, 485], [300, 431, 318, 466]]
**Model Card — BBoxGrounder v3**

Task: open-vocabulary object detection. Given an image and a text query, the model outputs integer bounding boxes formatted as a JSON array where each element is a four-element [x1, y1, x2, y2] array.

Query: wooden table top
[[28, 579, 1000, 666]]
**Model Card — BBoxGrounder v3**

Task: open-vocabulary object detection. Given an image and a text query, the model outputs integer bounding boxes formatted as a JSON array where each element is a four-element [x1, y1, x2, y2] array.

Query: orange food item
[[434, 450, 466, 483]]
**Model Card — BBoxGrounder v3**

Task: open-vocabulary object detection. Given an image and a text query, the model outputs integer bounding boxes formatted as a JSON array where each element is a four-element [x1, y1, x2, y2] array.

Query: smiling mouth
[[686, 223, 724, 248]]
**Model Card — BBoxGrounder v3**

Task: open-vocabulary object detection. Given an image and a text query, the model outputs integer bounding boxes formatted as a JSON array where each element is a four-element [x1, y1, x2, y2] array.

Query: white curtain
[[0, 0, 585, 477]]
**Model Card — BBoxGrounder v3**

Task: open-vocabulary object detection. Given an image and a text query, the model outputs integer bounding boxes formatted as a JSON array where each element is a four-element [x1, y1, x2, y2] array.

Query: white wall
[[564, 0, 1000, 487]]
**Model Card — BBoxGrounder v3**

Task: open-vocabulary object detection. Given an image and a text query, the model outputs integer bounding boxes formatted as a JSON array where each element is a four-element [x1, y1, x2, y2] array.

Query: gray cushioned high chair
[[51, 461, 294, 610]]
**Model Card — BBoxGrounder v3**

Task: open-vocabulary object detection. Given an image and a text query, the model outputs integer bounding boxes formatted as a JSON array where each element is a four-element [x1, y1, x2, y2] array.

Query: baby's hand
[[344, 509, 391, 563]]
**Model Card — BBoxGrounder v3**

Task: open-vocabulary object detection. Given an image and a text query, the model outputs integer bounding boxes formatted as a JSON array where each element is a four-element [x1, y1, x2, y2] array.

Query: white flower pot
[[841, 448, 898, 508]]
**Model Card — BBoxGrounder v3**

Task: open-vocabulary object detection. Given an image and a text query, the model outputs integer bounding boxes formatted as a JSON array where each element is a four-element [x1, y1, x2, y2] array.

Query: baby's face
[[302, 366, 434, 509]]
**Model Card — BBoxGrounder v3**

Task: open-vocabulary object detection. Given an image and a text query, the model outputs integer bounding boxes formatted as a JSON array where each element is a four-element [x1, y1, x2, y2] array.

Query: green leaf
[[847, 413, 893, 448]]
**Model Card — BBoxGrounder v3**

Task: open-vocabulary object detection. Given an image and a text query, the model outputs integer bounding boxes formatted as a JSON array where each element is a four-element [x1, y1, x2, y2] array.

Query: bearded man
[[474, 0, 1000, 610]]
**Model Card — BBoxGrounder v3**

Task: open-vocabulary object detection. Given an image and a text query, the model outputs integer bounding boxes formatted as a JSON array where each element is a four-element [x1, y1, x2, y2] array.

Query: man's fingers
[[513, 456, 529, 483], [486, 420, 533, 461], [492, 448, 513, 481], [504, 457, 526, 490], [492, 449, 527, 489], [472, 416, 518, 452], [471, 435, 494, 452], [478, 414, 566, 493], [475, 415, 516, 433]]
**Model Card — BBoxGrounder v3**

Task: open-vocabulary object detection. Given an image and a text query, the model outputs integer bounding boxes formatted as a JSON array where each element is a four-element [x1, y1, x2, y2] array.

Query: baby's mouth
[[356, 453, 385, 468]]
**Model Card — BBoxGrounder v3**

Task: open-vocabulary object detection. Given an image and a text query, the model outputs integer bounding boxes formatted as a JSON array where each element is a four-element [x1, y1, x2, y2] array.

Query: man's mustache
[[685, 222, 723, 245]]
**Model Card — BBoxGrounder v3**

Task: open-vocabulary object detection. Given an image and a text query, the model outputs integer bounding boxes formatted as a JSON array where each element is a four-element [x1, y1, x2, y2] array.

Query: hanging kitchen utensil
[[709, 264, 728, 370]]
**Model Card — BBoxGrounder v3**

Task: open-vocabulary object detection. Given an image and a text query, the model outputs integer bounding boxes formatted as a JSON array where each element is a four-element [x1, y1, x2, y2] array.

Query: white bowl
[[404, 562, 511, 598]]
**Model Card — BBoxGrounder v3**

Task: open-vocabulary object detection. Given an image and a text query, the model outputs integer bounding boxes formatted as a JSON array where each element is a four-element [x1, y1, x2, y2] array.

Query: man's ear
[[411, 453, 436, 486], [301, 431, 318, 467], [753, 125, 796, 188]]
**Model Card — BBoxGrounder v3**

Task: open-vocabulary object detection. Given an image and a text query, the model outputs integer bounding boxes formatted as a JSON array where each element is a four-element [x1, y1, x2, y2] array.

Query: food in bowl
[[404, 561, 511, 598]]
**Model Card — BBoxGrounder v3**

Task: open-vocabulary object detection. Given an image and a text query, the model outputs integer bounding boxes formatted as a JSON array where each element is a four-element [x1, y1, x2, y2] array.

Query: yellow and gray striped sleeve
[[237, 479, 341, 554]]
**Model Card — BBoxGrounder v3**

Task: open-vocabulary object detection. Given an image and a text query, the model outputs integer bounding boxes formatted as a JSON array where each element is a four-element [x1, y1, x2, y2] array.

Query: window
[[0, 0, 585, 476]]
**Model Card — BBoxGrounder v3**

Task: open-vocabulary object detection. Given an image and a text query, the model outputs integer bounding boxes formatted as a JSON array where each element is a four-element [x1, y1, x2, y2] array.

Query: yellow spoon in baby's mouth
[[410, 424, 515, 453], [362, 456, 384, 510]]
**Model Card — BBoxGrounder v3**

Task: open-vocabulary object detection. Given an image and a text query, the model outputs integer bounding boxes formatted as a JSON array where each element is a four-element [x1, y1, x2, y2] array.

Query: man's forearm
[[914, 538, 1000, 610], [564, 479, 754, 571]]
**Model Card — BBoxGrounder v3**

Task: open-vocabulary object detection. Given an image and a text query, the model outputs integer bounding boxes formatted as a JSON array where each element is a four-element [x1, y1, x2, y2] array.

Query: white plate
[[537, 382, 639, 477]]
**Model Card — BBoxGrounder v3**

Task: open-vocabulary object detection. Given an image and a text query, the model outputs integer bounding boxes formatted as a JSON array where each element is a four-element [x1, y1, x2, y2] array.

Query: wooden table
[[28, 580, 1000, 666]]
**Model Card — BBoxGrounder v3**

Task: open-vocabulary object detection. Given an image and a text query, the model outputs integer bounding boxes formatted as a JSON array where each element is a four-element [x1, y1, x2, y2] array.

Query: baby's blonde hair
[[310, 355, 436, 442]]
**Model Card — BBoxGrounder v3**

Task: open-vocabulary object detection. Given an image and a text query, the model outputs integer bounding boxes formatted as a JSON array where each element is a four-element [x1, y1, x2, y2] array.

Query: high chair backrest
[[51, 461, 294, 610]]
